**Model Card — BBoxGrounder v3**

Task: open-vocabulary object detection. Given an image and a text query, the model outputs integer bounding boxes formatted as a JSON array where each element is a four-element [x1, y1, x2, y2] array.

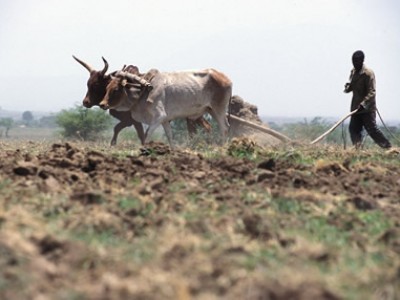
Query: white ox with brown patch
[[99, 68, 232, 147]]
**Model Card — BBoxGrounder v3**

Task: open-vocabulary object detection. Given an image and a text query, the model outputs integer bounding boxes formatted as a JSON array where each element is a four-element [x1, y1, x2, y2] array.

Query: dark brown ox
[[73, 56, 211, 145], [100, 68, 232, 147]]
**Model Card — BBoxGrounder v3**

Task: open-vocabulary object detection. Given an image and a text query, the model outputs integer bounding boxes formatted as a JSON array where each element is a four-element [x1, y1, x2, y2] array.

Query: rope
[[341, 121, 347, 149], [376, 108, 400, 144]]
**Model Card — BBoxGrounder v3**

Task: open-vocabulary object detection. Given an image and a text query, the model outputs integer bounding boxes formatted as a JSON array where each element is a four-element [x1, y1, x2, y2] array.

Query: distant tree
[[22, 111, 34, 125], [0, 117, 14, 137], [39, 115, 57, 128], [56, 105, 113, 141]]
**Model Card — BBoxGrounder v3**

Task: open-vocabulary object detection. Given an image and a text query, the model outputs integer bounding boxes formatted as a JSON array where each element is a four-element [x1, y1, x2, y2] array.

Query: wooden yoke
[[114, 71, 153, 88]]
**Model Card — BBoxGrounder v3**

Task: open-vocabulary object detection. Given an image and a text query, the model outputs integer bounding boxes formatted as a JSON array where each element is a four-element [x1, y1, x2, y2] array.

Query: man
[[344, 50, 391, 149]]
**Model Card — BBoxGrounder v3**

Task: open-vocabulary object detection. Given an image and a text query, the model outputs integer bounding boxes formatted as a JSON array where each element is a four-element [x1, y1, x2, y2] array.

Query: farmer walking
[[344, 50, 391, 149]]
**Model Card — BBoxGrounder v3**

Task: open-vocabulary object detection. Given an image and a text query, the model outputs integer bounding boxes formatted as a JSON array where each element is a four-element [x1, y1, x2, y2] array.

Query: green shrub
[[56, 105, 112, 141], [0, 118, 14, 137]]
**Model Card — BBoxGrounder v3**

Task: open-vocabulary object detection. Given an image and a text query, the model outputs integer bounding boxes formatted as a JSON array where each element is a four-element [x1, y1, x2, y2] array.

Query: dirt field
[[0, 139, 399, 299]]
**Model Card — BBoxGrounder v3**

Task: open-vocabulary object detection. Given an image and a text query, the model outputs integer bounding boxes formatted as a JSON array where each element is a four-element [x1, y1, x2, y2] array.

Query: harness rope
[[376, 108, 400, 144], [341, 121, 347, 149]]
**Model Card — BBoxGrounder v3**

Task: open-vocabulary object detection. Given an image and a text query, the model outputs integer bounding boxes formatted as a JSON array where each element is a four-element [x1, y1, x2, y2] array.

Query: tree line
[[1, 107, 399, 147]]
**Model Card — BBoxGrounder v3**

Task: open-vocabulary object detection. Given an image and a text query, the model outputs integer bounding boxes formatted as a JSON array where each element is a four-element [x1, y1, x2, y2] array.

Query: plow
[[230, 109, 360, 145], [228, 114, 292, 143]]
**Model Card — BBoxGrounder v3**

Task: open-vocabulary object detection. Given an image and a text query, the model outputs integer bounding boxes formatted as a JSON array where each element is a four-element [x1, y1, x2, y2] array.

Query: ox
[[99, 68, 232, 147], [73, 56, 211, 145], [73, 56, 145, 145]]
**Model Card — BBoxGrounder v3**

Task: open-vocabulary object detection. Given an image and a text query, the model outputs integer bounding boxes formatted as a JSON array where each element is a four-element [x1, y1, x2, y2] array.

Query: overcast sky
[[0, 0, 399, 121]]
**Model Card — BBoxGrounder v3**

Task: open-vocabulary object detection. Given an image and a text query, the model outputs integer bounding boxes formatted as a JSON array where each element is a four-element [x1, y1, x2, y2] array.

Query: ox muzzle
[[82, 97, 94, 108], [99, 100, 109, 110]]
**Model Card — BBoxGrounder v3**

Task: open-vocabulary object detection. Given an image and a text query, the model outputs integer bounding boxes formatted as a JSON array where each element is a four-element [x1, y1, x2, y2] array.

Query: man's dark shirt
[[344, 65, 376, 113]]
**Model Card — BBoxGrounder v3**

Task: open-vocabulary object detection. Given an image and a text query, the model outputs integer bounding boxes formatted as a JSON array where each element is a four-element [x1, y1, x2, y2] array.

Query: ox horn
[[72, 55, 94, 73], [100, 56, 109, 76]]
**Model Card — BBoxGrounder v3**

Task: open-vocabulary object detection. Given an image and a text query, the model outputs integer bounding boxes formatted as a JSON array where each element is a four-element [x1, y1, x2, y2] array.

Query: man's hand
[[344, 82, 351, 93], [358, 103, 365, 111]]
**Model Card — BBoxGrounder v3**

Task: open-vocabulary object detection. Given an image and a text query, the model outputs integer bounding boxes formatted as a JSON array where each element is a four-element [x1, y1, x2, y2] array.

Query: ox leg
[[111, 122, 128, 146], [195, 116, 212, 133], [143, 123, 161, 145], [187, 117, 212, 139], [209, 111, 229, 144], [111, 121, 145, 146], [162, 121, 174, 148], [186, 119, 197, 138], [131, 120, 145, 145]]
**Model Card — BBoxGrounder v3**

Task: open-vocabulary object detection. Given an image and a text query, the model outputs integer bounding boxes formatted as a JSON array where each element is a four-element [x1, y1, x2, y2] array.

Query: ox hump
[[208, 69, 232, 88]]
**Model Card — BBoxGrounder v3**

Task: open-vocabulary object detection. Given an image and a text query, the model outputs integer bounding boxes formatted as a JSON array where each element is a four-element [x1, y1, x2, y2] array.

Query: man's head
[[352, 50, 365, 72]]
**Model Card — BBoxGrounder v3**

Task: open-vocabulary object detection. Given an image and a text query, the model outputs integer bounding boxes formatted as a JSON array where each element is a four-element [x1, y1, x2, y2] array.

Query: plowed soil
[[0, 140, 399, 299]]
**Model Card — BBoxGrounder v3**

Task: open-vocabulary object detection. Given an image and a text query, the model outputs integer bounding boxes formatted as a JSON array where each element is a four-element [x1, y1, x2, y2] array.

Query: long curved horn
[[100, 56, 109, 76], [72, 55, 94, 73]]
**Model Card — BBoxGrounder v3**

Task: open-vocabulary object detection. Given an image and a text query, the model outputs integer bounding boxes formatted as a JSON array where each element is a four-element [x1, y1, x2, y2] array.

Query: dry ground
[[0, 139, 399, 299]]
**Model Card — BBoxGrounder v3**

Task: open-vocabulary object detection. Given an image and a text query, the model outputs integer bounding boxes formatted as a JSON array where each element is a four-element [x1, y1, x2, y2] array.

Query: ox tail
[[227, 96, 232, 131], [228, 115, 292, 143]]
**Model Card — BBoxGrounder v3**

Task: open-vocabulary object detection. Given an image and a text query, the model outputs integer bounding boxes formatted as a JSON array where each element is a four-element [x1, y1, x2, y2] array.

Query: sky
[[0, 0, 399, 121]]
